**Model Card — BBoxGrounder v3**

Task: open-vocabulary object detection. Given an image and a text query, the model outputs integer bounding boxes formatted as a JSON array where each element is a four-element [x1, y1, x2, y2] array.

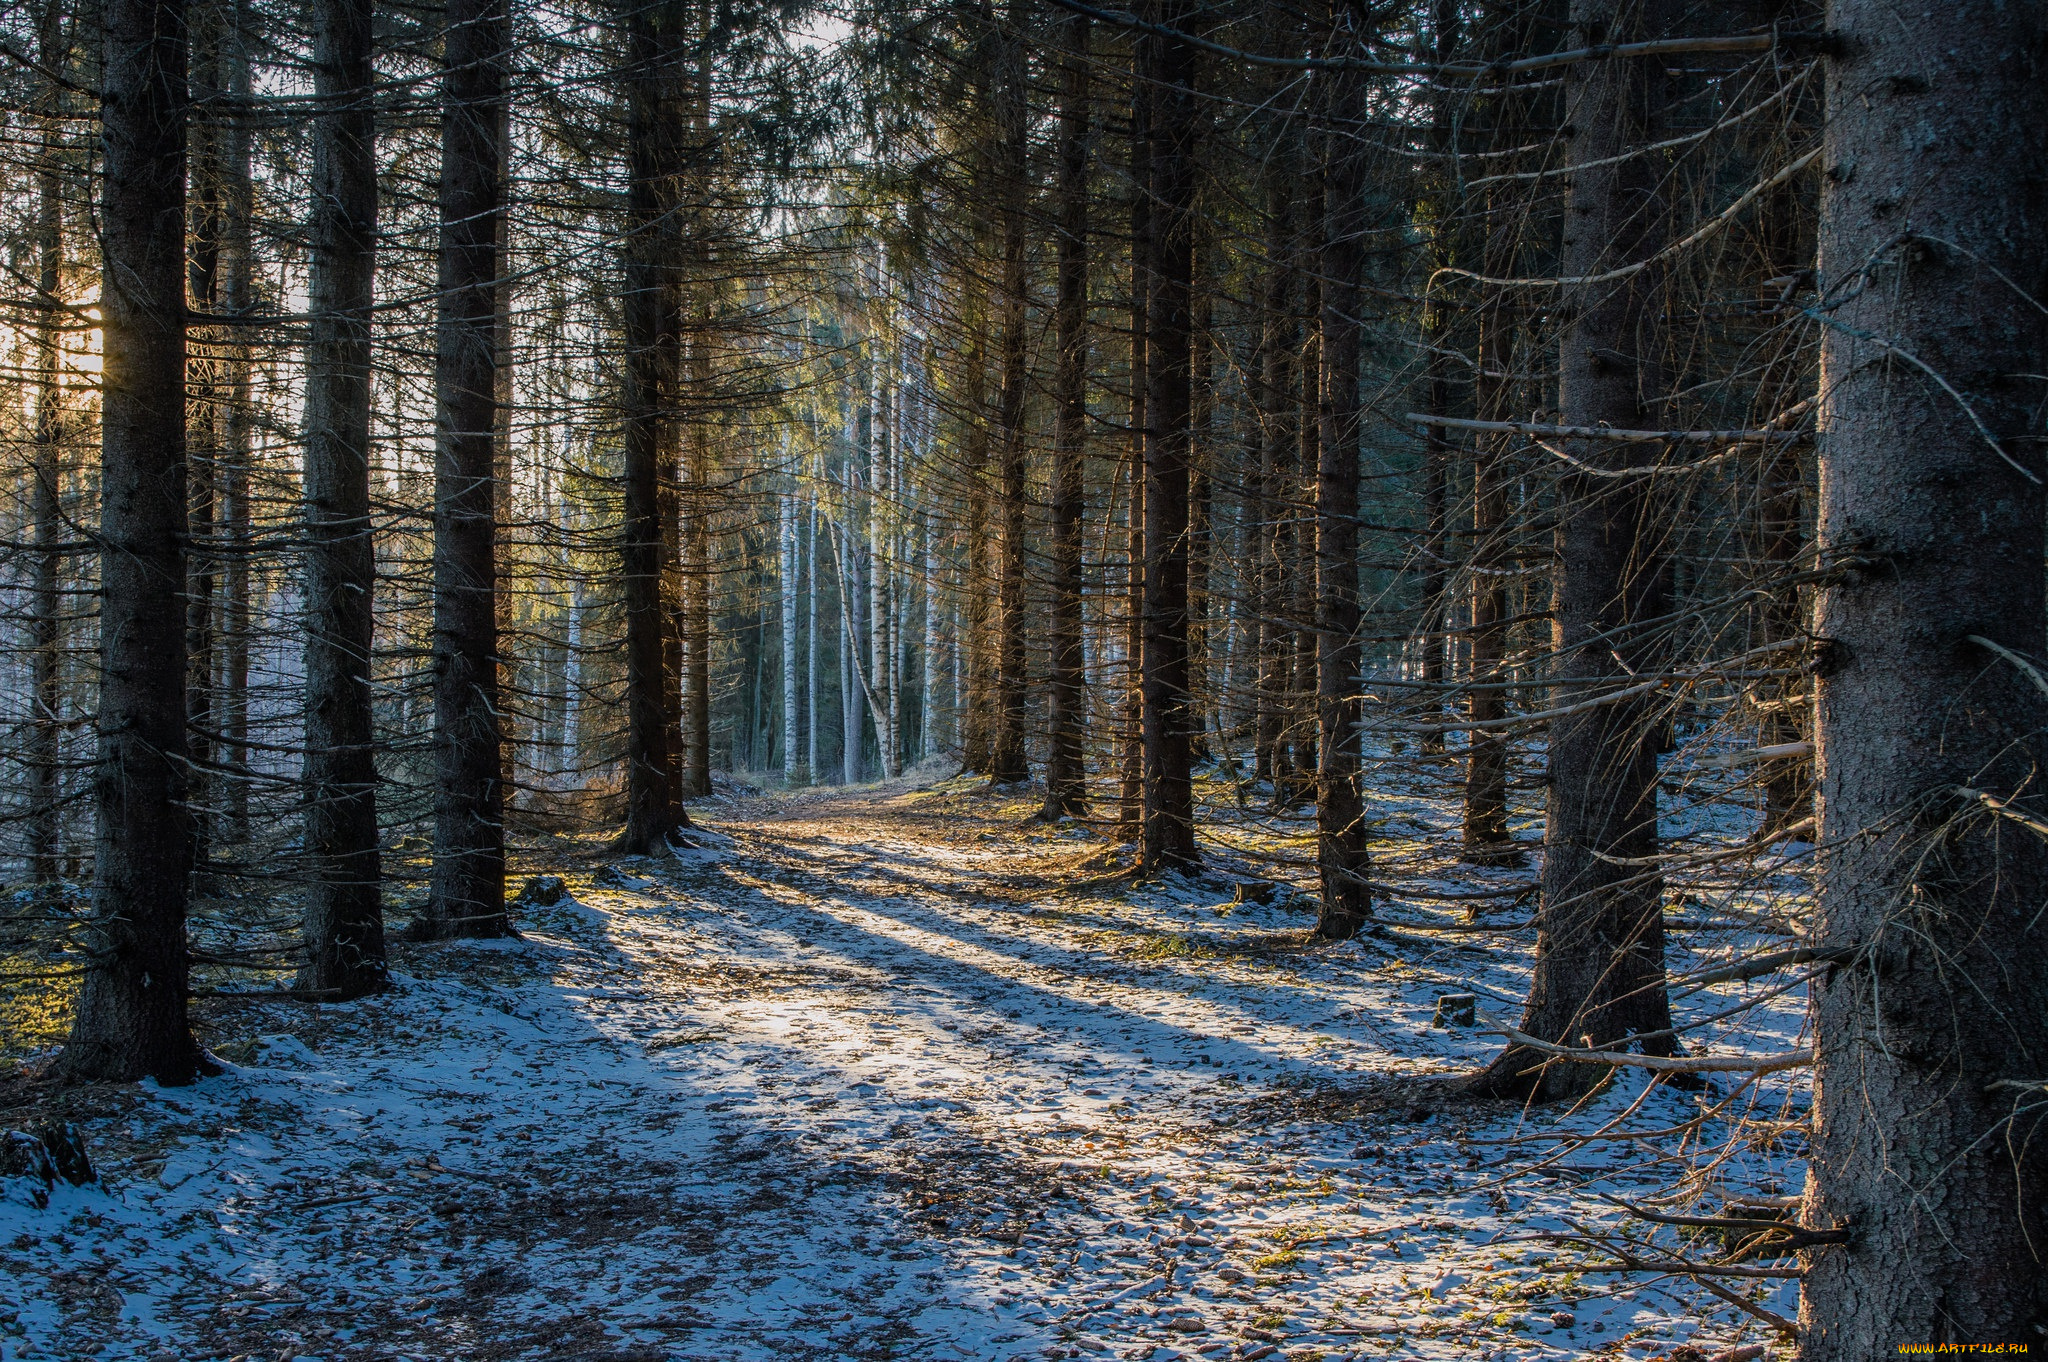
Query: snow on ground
[[2, 770, 1805, 1361]]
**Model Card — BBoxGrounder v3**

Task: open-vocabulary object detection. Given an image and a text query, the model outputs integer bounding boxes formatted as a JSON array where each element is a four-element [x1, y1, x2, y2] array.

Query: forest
[[0, 0, 2042, 1355]]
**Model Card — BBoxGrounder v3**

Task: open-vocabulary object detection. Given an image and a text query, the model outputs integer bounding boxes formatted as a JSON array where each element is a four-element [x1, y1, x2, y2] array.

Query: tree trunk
[[839, 515, 860, 783], [1252, 161, 1291, 789], [683, 326, 714, 798], [419, 0, 511, 940], [1120, 63, 1149, 838], [808, 497, 821, 775], [781, 489, 799, 783], [958, 272, 994, 775], [217, 3, 252, 848], [1286, 178, 1321, 809], [1189, 288, 1213, 764], [1137, 6, 1198, 872], [989, 5, 1031, 786], [1040, 8, 1090, 820], [619, 0, 685, 851], [299, 0, 387, 996], [1461, 175, 1520, 862], [1312, 21, 1370, 939], [1800, 0, 2048, 1348], [58, 0, 205, 1084], [1414, 0, 1458, 755], [869, 335, 902, 779], [186, 7, 220, 881], [27, 0, 67, 884], [1471, 0, 1677, 1101], [921, 511, 939, 760], [1751, 179, 1814, 840]]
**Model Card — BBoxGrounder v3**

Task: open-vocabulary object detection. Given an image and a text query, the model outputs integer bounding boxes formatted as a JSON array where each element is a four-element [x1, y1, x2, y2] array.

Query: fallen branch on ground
[[1483, 1026, 1813, 1073]]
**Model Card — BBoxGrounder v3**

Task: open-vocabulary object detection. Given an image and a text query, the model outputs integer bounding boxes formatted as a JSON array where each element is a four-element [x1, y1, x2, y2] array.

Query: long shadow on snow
[[678, 854, 1380, 1088]]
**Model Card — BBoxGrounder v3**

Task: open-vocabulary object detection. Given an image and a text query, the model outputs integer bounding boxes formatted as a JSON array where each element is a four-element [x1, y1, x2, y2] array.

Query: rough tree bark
[[186, 6, 221, 880], [1252, 151, 1292, 789], [1120, 60, 1149, 836], [987, 0, 1031, 787], [682, 323, 714, 798], [1137, 4, 1199, 872], [27, 0, 68, 884], [58, 0, 207, 1083], [1039, 8, 1091, 819], [1413, 0, 1458, 754], [1312, 14, 1370, 939], [1800, 0, 2048, 1348], [298, 0, 387, 996], [418, 0, 512, 940], [618, 0, 686, 852], [1471, 0, 1678, 1101], [957, 274, 994, 775], [216, 4, 253, 848], [1287, 171, 1322, 810], [679, 26, 714, 799]]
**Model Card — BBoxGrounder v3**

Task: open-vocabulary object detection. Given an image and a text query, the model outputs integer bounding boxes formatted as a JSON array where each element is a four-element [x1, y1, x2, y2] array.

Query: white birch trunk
[[780, 491, 798, 783], [921, 514, 938, 761], [806, 495, 819, 780], [839, 516, 859, 785]]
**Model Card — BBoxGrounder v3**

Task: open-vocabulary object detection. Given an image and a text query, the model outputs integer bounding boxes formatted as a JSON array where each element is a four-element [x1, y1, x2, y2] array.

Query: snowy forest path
[[3, 777, 1774, 1360]]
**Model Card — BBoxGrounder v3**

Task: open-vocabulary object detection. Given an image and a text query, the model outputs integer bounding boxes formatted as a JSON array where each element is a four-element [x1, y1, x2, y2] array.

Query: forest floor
[[2, 769, 1805, 1362]]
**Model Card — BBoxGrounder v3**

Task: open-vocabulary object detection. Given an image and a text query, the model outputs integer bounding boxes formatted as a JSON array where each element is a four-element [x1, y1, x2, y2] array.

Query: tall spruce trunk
[[1188, 295, 1212, 763], [1461, 55, 1525, 864], [1472, 0, 1679, 1101], [216, 5, 253, 847], [1312, 33, 1369, 938], [58, 0, 205, 1083], [1751, 179, 1814, 839], [679, 30, 715, 798], [683, 324, 714, 797], [1462, 289, 1517, 858], [1413, 0, 1458, 753], [957, 285, 994, 774], [419, 0, 511, 940], [1287, 178, 1321, 807], [1039, 9, 1090, 819], [1120, 65, 1149, 837], [1136, 8, 1198, 872], [299, 0, 386, 996], [27, 0, 68, 884], [1800, 0, 2048, 1347], [1252, 166, 1291, 787], [618, 0, 685, 850], [186, 11, 221, 879], [988, 5, 1031, 786]]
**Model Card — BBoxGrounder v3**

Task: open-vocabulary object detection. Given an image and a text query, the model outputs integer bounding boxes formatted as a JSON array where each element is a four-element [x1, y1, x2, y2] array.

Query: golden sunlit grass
[[0, 952, 78, 1061]]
